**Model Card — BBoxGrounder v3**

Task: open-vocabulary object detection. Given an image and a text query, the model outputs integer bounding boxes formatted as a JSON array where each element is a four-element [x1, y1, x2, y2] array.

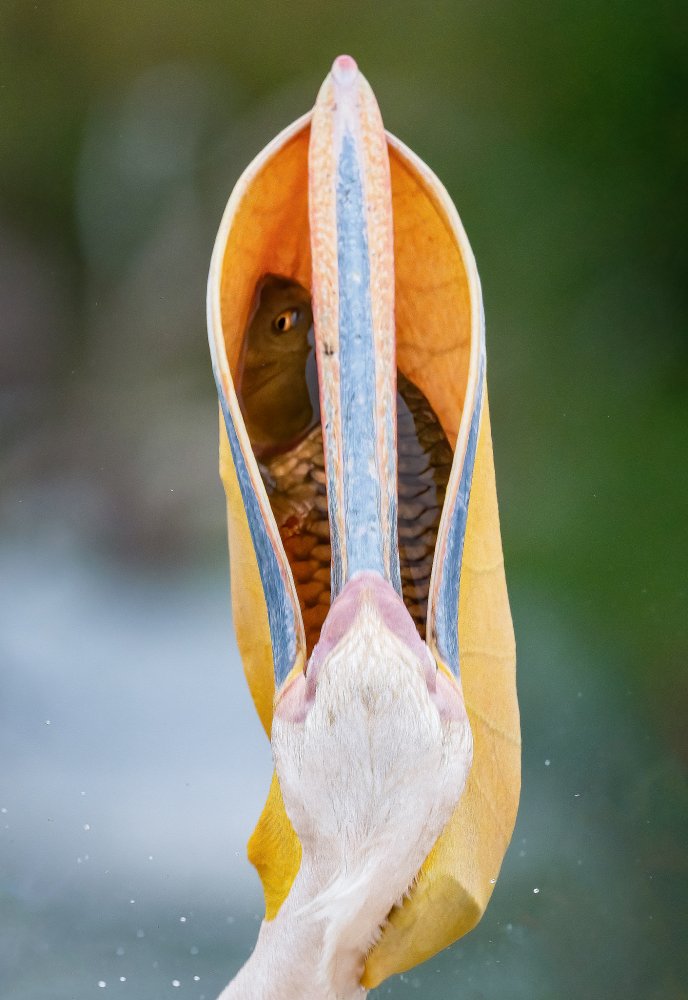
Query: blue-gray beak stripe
[[217, 382, 297, 686], [335, 131, 386, 590]]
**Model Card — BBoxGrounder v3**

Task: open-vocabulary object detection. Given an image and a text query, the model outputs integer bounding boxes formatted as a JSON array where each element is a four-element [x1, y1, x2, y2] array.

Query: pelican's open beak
[[207, 56, 520, 988]]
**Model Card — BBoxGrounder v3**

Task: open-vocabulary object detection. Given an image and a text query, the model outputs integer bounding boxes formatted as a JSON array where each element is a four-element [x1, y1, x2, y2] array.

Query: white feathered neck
[[218, 593, 472, 999]]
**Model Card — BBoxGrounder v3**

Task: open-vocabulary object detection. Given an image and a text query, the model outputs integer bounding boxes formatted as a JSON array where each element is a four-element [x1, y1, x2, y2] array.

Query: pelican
[[207, 56, 520, 1000]]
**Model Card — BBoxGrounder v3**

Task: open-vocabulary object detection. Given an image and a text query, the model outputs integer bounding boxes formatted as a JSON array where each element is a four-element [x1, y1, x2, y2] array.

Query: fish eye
[[273, 308, 300, 334]]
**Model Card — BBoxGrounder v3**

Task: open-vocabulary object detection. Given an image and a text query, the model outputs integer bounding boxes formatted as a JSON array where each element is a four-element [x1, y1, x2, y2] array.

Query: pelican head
[[272, 572, 471, 994], [208, 54, 520, 1000]]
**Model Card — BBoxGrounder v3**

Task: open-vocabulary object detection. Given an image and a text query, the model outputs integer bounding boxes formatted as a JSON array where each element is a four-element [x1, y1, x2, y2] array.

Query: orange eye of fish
[[273, 308, 299, 334]]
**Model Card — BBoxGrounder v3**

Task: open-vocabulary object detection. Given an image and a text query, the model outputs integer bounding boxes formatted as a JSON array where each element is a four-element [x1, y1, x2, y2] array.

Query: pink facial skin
[[274, 571, 466, 725]]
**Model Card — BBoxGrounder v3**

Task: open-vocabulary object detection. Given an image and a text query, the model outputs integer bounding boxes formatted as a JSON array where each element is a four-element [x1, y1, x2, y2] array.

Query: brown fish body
[[239, 276, 453, 652]]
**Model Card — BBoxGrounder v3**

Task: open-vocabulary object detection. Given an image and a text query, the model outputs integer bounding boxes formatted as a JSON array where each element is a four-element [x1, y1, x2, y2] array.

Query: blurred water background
[[1, 2, 686, 998]]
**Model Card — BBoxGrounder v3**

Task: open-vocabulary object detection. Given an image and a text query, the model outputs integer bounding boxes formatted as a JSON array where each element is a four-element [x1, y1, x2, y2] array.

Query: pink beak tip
[[332, 54, 358, 86]]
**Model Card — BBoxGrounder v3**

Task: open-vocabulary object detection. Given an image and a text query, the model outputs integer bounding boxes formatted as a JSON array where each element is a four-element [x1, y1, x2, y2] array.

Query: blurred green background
[[1, 1, 686, 998]]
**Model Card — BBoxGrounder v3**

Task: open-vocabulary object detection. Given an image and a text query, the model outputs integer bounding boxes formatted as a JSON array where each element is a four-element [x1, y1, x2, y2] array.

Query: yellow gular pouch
[[209, 58, 520, 991]]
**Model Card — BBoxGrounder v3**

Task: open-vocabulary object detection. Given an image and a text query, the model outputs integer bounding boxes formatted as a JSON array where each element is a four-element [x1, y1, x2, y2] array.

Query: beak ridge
[[309, 57, 401, 601]]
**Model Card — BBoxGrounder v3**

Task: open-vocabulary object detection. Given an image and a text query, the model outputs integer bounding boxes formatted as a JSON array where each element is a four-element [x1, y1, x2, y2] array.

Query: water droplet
[[83, 823, 91, 831], [129, 899, 136, 904], [172, 980, 180, 988], [119, 977, 126, 983], [1, 808, 7, 814], [98, 982, 106, 989], [193, 976, 200, 982], [179, 916, 187, 923], [148, 855, 153, 861], [544, 759, 551, 766], [533, 887, 540, 894], [45, 720, 51, 726]]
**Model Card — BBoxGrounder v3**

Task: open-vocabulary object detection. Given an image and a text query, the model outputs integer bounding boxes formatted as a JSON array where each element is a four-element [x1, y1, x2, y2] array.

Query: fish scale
[[261, 372, 453, 653]]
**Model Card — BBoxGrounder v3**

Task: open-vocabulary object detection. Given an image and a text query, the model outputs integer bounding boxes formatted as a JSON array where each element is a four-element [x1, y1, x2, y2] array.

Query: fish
[[238, 275, 454, 652]]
